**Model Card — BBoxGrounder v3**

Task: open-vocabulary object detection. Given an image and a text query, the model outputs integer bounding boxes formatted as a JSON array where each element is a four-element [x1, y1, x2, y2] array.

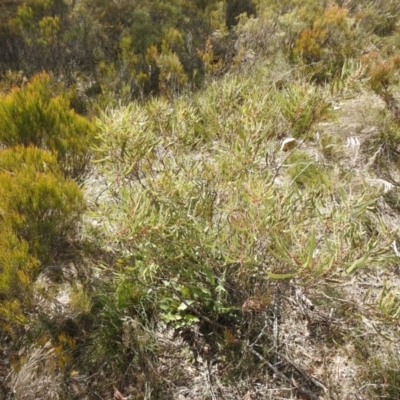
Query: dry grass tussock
[[10, 342, 63, 400]]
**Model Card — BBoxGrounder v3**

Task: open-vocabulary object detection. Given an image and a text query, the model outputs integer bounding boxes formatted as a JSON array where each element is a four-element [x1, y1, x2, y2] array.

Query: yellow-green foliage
[[277, 83, 331, 138], [0, 145, 84, 335], [286, 151, 323, 187], [94, 68, 393, 330], [146, 36, 189, 97], [0, 227, 37, 332], [0, 146, 85, 261], [0, 73, 95, 180]]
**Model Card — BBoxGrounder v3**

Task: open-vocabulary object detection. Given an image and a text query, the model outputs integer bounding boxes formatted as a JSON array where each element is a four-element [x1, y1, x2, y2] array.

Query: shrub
[[225, 0, 256, 28], [151, 37, 189, 97], [0, 226, 37, 333], [0, 146, 85, 261], [293, 6, 357, 81], [349, 0, 400, 37], [0, 72, 95, 181], [364, 52, 400, 108], [286, 150, 323, 187], [276, 83, 331, 138], [94, 74, 392, 326]]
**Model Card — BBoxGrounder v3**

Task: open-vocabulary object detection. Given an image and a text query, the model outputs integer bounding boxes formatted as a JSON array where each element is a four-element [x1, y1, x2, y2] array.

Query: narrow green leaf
[[266, 271, 297, 280], [343, 253, 368, 275]]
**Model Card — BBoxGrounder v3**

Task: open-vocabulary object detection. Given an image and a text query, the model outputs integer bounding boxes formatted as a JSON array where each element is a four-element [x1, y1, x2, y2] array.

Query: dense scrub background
[[1, 0, 400, 399]]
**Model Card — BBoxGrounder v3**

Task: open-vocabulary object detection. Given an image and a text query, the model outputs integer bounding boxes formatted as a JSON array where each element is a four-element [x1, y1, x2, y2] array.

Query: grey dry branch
[[247, 347, 320, 400]]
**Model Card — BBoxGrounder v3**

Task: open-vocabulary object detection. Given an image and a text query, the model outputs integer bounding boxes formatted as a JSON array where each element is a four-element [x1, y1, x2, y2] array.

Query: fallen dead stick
[[276, 351, 327, 393], [247, 347, 319, 400]]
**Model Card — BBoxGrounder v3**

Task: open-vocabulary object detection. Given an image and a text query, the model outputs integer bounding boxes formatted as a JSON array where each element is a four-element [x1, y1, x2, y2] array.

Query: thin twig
[[268, 135, 308, 186], [272, 287, 280, 365], [249, 318, 268, 348], [206, 361, 217, 400], [247, 347, 319, 400], [277, 351, 327, 393]]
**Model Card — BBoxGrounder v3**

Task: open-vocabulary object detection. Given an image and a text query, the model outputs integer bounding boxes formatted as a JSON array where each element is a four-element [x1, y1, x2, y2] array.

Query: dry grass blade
[[10, 342, 62, 400], [277, 352, 327, 393], [247, 347, 320, 400], [113, 388, 128, 400]]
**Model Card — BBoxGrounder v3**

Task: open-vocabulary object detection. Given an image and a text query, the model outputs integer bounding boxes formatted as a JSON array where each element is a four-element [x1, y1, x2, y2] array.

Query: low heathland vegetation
[[1, 1, 400, 399]]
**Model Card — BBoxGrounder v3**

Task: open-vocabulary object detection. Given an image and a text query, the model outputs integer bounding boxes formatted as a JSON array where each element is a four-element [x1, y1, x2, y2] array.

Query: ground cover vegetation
[[1, 0, 400, 399]]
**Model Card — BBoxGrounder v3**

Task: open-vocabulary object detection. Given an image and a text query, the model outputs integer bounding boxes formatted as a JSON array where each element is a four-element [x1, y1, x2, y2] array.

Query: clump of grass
[[10, 342, 63, 400], [320, 133, 344, 161], [286, 150, 325, 187], [277, 83, 332, 138], [360, 346, 400, 399]]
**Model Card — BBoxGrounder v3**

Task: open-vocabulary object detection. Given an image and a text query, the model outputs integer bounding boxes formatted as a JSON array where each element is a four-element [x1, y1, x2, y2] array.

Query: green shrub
[[293, 6, 357, 81], [349, 0, 400, 37], [286, 150, 324, 187], [84, 59, 400, 394], [0, 226, 37, 333], [277, 83, 331, 138], [0, 146, 85, 261], [73, 275, 164, 397], [94, 75, 391, 324], [0, 72, 95, 181]]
